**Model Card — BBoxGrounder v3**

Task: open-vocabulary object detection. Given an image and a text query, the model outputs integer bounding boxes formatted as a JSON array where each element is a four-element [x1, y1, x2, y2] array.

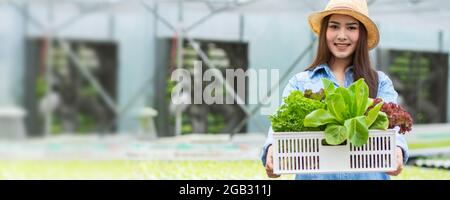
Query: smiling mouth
[[334, 43, 351, 47], [334, 43, 351, 51]]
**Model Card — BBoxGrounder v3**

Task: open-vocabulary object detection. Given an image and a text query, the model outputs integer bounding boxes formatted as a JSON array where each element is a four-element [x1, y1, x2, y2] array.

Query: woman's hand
[[387, 147, 404, 176], [265, 145, 281, 178]]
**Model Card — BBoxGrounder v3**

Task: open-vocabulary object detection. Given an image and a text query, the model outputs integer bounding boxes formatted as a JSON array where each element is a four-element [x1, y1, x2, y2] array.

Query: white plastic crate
[[273, 129, 396, 174]]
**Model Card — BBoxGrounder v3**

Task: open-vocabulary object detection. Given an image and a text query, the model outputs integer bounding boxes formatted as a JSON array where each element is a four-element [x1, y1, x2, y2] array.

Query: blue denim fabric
[[261, 63, 409, 180]]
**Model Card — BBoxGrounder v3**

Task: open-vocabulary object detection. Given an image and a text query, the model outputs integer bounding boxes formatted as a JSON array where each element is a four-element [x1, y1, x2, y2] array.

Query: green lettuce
[[270, 90, 325, 132], [304, 78, 389, 147]]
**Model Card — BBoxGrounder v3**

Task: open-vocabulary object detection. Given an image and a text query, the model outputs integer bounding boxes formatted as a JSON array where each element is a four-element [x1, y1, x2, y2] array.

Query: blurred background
[[0, 0, 450, 179]]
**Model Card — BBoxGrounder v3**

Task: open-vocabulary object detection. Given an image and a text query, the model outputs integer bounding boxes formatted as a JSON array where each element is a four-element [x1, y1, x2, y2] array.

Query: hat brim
[[308, 9, 379, 50]]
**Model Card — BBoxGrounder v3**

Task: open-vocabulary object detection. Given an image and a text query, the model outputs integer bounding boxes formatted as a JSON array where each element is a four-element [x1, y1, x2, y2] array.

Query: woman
[[261, 0, 409, 180]]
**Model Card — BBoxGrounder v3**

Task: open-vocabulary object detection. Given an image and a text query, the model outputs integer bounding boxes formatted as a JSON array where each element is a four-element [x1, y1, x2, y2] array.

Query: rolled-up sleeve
[[261, 127, 274, 166], [377, 71, 409, 164]]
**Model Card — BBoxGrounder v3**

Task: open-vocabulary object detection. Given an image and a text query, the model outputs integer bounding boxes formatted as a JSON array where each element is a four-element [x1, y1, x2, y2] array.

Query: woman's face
[[326, 14, 360, 61]]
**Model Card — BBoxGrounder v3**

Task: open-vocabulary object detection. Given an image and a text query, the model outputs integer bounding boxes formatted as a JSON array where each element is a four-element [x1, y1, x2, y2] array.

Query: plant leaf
[[324, 124, 348, 145], [365, 100, 383, 127], [370, 112, 389, 130], [322, 79, 336, 98], [304, 109, 338, 127], [325, 93, 347, 123], [335, 87, 353, 118], [345, 116, 369, 147], [366, 98, 374, 112], [348, 79, 369, 116]]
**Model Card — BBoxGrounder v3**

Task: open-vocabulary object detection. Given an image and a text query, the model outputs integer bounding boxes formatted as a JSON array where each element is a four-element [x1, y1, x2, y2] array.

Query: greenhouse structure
[[0, 0, 449, 138]]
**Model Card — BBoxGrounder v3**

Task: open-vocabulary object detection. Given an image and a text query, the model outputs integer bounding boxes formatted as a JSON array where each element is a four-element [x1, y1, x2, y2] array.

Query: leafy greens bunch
[[369, 98, 413, 134], [270, 90, 325, 132], [303, 78, 389, 147]]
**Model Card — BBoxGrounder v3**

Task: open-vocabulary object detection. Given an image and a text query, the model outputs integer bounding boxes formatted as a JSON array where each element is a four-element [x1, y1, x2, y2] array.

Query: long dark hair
[[306, 15, 379, 98]]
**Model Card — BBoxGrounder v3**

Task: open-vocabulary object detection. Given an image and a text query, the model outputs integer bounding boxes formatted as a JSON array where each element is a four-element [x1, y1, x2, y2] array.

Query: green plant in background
[[180, 112, 226, 134], [80, 85, 97, 97], [166, 78, 192, 134], [166, 72, 229, 135], [36, 76, 63, 135], [166, 77, 178, 132], [166, 78, 177, 102], [166, 75, 195, 135], [389, 53, 430, 85], [51, 117, 63, 135], [207, 113, 225, 134], [77, 113, 95, 133], [181, 113, 192, 134], [304, 79, 389, 147], [35, 76, 48, 99], [388, 51, 435, 124]]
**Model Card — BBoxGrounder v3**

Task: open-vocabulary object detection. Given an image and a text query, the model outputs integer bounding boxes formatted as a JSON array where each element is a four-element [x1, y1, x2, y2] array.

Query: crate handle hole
[[321, 139, 347, 146]]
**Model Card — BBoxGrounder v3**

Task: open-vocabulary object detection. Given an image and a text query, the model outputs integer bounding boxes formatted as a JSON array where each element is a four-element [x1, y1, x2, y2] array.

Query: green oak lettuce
[[270, 90, 325, 132]]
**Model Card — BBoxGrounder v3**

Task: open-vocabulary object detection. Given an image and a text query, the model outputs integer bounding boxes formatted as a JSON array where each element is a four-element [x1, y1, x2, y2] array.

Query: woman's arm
[[261, 127, 274, 167], [260, 75, 303, 167], [377, 71, 410, 175]]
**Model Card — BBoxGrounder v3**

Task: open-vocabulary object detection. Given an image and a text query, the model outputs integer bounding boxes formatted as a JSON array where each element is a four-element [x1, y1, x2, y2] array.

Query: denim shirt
[[261, 63, 409, 180]]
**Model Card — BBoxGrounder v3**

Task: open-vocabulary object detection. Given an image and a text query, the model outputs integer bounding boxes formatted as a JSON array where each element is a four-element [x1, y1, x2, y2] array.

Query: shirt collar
[[309, 63, 354, 78], [310, 64, 326, 77]]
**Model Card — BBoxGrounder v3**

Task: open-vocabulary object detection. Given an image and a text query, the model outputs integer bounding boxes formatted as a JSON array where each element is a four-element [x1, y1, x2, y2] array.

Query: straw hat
[[308, 0, 379, 50]]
